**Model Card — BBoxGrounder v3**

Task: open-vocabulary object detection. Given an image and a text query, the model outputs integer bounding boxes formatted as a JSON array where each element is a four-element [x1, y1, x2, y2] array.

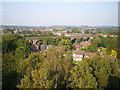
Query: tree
[[110, 50, 117, 57], [67, 56, 118, 88], [15, 38, 32, 59], [76, 38, 81, 44], [67, 61, 98, 88], [2, 52, 19, 88], [71, 28, 80, 33], [85, 56, 118, 88], [4, 28, 14, 34], [17, 47, 72, 88], [86, 37, 101, 52], [2, 34, 32, 88], [2, 34, 22, 53], [84, 30, 89, 34], [58, 39, 72, 50]]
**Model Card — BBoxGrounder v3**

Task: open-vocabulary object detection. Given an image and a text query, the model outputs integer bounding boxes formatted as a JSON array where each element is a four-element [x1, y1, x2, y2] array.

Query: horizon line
[[1, 24, 118, 27]]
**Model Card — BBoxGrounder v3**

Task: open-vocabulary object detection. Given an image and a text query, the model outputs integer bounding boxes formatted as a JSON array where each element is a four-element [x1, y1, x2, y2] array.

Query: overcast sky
[[2, 2, 118, 26]]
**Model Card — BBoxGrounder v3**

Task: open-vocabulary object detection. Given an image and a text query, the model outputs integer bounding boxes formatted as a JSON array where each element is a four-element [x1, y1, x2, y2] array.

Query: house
[[110, 35, 118, 37], [26, 37, 39, 44], [103, 35, 108, 37], [40, 45, 47, 51], [72, 44, 82, 50], [64, 33, 83, 37], [72, 50, 85, 61], [56, 32, 64, 36], [98, 46, 106, 52], [31, 44, 39, 52], [72, 50, 97, 61], [52, 32, 57, 35], [80, 41, 90, 48], [52, 32, 64, 36]]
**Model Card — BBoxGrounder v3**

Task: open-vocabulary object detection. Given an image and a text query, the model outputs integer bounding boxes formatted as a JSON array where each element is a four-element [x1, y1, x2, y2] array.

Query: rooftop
[[85, 52, 97, 57], [72, 50, 85, 55]]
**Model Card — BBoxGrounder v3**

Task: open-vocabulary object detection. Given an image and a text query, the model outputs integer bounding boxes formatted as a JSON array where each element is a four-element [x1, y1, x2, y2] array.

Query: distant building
[[72, 50, 97, 61]]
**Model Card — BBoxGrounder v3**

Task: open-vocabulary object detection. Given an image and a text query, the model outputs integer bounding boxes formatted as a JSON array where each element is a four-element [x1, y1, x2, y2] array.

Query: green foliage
[[84, 30, 89, 34], [4, 28, 14, 34], [2, 52, 16, 72], [18, 30, 32, 34], [67, 60, 98, 88], [2, 52, 21, 88], [2, 34, 22, 53], [40, 37, 61, 45], [2, 34, 119, 89], [85, 56, 118, 88], [67, 56, 118, 88], [17, 47, 72, 88], [71, 28, 81, 33], [72, 60, 79, 64], [2, 34, 32, 88], [80, 47, 86, 51], [86, 37, 118, 54], [2, 70, 19, 88], [15, 38, 31, 58], [39, 36, 71, 47], [58, 39, 72, 50], [76, 38, 81, 44]]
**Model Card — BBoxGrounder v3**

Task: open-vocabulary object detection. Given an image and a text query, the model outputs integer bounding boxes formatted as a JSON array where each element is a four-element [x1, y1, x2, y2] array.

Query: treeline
[[24, 31, 55, 37]]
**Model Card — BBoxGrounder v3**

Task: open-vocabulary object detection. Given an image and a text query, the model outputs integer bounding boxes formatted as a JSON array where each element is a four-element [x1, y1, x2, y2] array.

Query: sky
[[1, 0, 119, 2], [1, 2, 118, 26]]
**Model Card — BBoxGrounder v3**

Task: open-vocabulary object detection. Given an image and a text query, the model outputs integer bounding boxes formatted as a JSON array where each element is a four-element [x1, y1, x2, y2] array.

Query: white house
[[72, 50, 85, 61], [72, 50, 97, 61]]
